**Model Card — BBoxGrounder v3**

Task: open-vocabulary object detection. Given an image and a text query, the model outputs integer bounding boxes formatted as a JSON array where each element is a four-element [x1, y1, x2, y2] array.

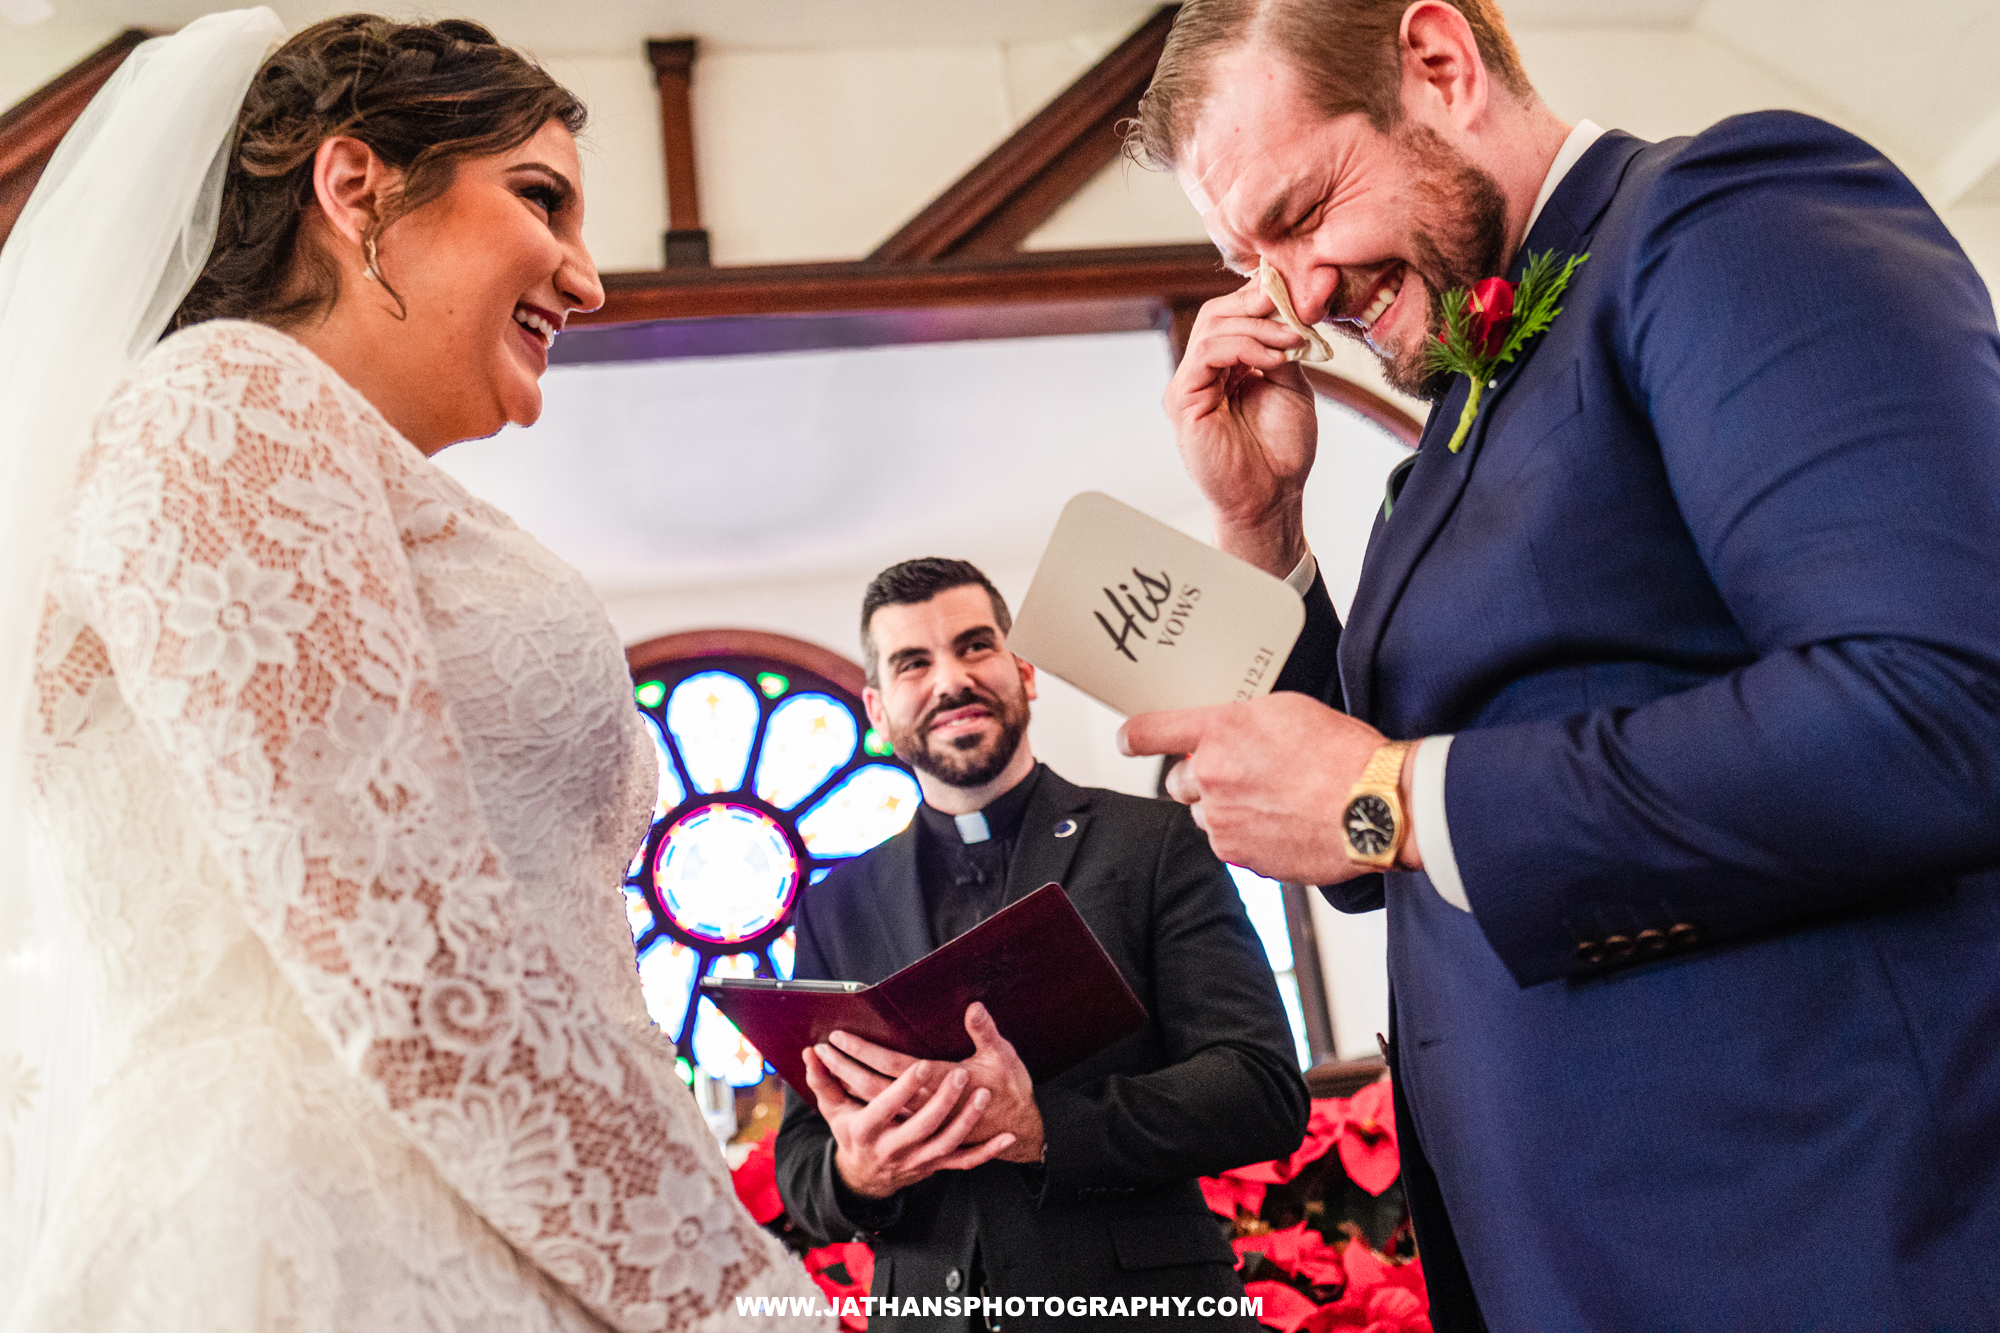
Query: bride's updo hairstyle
[[170, 14, 585, 332]]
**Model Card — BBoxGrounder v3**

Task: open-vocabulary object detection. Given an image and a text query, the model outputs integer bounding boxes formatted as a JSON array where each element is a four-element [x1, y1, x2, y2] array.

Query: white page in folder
[[1007, 492, 1305, 718]]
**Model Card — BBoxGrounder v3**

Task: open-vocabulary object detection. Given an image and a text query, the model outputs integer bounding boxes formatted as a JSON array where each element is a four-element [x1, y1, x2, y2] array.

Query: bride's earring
[[362, 236, 380, 283]]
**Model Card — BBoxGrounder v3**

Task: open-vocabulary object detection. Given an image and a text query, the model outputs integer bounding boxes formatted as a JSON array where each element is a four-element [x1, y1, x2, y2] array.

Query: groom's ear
[[309, 135, 395, 261]]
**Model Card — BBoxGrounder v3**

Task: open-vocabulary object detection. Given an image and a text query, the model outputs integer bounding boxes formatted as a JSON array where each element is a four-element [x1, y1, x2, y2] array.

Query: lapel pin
[[1053, 819, 1078, 838]]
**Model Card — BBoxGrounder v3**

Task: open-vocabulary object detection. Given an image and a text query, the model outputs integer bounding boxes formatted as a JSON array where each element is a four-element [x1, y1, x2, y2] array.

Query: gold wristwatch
[[1343, 740, 1416, 870]]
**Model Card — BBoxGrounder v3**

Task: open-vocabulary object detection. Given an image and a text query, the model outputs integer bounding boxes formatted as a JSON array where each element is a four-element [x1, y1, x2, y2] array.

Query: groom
[[1120, 0, 2000, 1328]]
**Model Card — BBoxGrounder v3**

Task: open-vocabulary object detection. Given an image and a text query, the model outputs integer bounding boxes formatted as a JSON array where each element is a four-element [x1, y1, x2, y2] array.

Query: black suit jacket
[[775, 767, 1309, 1330]]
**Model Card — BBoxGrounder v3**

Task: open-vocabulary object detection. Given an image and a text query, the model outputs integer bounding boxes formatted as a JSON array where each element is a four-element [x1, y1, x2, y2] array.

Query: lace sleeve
[[61, 330, 822, 1331]]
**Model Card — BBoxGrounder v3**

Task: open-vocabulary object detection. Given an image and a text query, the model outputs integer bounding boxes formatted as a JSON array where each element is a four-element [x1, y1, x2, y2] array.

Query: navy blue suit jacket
[[1278, 114, 2000, 1327]]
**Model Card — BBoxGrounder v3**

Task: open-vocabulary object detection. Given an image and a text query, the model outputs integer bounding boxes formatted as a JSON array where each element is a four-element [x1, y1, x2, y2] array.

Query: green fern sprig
[[1425, 287, 1485, 383], [1423, 249, 1590, 454], [1493, 250, 1587, 367]]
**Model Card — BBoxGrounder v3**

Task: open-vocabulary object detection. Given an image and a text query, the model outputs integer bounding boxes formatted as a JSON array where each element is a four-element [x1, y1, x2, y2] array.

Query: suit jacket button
[[1606, 934, 1635, 960], [1574, 940, 1606, 966], [1668, 922, 1700, 948], [1636, 928, 1666, 953], [946, 1268, 963, 1293]]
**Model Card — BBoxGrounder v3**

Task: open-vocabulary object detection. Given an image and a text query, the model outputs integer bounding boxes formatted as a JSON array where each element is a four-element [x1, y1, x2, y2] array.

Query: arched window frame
[[624, 629, 918, 1086]]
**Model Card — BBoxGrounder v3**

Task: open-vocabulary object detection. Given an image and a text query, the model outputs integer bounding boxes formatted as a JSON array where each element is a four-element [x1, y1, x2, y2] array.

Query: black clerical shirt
[[913, 764, 1044, 950], [861, 765, 1048, 1331]]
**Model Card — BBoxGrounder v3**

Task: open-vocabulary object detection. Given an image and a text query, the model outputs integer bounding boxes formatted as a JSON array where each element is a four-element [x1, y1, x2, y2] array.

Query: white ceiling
[[430, 330, 1410, 756], [12, 0, 1724, 55]]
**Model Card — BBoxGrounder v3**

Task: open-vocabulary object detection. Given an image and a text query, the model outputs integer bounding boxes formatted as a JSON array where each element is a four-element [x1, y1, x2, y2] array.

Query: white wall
[[0, 16, 117, 110]]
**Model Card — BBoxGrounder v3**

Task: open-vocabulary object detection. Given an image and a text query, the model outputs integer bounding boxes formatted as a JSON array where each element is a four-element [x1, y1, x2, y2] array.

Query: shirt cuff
[[1412, 734, 1470, 912], [1284, 549, 1318, 596]]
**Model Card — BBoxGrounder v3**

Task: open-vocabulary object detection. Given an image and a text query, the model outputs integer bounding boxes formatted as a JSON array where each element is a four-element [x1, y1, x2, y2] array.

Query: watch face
[[1344, 793, 1396, 857]]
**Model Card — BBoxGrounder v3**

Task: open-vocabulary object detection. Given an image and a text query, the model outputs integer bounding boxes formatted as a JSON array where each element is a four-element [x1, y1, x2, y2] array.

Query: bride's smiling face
[[313, 119, 603, 452]]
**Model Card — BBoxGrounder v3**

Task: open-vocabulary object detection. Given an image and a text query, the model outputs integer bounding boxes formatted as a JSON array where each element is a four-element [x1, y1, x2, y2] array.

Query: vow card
[[1007, 492, 1305, 718]]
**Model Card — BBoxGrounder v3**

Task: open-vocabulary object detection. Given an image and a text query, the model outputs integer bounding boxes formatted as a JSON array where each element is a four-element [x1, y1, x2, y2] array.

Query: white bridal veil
[[0, 9, 284, 1314]]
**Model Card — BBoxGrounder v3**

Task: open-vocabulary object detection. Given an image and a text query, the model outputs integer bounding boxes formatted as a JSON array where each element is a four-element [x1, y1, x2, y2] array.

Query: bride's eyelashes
[[518, 183, 565, 218]]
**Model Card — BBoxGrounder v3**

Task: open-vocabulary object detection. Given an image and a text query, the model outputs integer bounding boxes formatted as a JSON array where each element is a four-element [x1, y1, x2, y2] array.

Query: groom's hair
[[860, 558, 1013, 689], [1127, 0, 1533, 171], [171, 15, 586, 334]]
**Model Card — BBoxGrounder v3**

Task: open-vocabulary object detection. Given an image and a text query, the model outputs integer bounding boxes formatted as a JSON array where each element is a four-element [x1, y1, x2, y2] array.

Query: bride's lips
[[511, 302, 563, 365]]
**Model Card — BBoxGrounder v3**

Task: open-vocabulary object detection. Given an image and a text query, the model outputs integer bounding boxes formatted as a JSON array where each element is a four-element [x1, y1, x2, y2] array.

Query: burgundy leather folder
[[701, 882, 1148, 1099]]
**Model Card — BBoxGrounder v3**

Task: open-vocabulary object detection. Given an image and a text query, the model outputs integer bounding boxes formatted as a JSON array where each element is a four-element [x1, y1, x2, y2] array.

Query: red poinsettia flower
[[1233, 1221, 1347, 1286], [805, 1241, 876, 1331], [1296, 1238, 1431, 1333], [1245, 1279, 1323, 1333], [1461, 276, 1516, 358], [1223, 1084, 1400, 1197], [1332, 1079, 1400, 1197], [730, 1133, 785, 1224], [1202, 1172, 1268, 1218]]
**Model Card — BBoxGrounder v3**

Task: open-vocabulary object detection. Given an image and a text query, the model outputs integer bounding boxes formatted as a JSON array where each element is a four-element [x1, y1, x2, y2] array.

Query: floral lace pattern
[[15, 321, 824, 1332]]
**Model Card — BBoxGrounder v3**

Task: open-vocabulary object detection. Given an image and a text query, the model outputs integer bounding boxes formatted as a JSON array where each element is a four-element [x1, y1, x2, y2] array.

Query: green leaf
[[1424, 286, 1490, 382], [1494, 250, 1587, 367]]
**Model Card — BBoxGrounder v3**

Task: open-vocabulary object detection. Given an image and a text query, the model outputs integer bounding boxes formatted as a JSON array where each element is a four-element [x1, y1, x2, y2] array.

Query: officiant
[[774, 557, 1308, 1330]]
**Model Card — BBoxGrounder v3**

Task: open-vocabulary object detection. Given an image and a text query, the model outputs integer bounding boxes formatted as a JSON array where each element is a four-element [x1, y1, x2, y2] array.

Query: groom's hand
[[1121, 693, 1416, 884], [1166, 276, 1319, 578]]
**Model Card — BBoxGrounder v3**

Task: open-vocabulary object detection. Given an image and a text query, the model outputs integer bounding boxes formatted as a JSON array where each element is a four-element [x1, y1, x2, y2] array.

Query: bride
[[0, 11, 826, 1331]]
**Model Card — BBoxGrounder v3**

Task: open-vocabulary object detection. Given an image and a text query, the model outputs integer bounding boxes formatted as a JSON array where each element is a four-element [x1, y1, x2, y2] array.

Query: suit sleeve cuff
[[1413, 734, 1471, 912], [1284, 549, 1318, 597], [826, 1142, 903, 1235]]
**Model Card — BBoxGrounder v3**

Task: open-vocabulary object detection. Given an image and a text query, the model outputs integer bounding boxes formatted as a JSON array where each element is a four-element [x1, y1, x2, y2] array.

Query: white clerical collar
[[1522, 119, 1605, 245], [954, 811, 991, 844]]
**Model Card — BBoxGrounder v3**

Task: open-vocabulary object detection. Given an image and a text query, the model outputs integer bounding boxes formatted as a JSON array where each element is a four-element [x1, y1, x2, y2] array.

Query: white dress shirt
[[1284, 119, 1604, 912]]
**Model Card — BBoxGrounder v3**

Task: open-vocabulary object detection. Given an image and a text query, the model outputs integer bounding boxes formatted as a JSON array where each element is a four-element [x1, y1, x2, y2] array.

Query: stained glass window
[[625, 643, 920, 1086]]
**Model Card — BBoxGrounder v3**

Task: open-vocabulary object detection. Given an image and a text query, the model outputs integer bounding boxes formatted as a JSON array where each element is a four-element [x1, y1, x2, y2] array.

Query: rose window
[[625, 636, 920, 1086]]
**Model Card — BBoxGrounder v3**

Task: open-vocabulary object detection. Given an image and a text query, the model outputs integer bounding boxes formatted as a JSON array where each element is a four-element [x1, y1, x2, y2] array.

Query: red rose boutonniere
[[1428, 249, 1589, 453]]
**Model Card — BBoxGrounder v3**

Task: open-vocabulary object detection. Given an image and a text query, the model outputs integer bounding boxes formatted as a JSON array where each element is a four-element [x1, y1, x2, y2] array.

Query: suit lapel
[[858, 819, 933, 968], [1338, 132, 1648, 723], [1004, 768, 1094, 908]]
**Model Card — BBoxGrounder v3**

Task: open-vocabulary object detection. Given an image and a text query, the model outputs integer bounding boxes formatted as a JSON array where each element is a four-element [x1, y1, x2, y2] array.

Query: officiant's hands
[[816, 1003, 1046, 1168], [804, 1049, 1014, 1200], [1120, 691, 1421, 884], [1167, 277, 1319, 579]]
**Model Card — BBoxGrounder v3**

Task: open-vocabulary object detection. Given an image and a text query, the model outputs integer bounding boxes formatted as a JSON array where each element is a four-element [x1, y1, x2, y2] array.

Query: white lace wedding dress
[[12, 320, 824, 1332]]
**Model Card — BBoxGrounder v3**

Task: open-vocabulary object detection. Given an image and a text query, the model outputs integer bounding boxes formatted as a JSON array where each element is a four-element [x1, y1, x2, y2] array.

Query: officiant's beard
[[1362, 125, 1510, 402], [893, 684, 1031, 790]]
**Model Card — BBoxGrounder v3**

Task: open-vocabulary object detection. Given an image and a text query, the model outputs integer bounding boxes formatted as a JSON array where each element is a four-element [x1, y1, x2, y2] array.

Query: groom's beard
[[1364, 124, 1511, 402], [889, 682, 1031, 790]]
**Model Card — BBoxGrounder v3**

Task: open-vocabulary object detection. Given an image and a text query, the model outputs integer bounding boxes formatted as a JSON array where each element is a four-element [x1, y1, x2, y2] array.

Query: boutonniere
[[1427, 250, 1588, 453]]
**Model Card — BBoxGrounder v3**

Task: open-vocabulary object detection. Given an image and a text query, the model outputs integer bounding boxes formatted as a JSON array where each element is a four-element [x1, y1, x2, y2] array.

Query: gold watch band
[[1360, 739, 1416, 790]]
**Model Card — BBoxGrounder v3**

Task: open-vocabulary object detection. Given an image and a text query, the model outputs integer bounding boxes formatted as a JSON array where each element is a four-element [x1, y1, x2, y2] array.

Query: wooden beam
[[869, 6, 1179, 263], [0, 29, 149, 251], [1304, 1055, 1387, 1099], [556, 297, 1174, 365], [646, 37, 709, 267], [577, 241, 1235, 326], [1283, 880, 1340, 1064]]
